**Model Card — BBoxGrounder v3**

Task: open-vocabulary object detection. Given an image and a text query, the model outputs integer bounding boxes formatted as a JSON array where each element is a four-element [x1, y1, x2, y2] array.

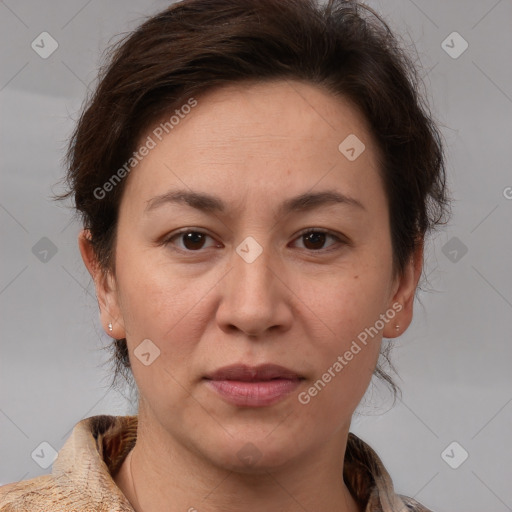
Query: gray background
[[1, 1, 511, 510]]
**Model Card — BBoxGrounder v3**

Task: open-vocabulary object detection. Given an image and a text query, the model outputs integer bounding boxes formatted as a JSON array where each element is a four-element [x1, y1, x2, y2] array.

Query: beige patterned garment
[[0, 415, 433, 511]]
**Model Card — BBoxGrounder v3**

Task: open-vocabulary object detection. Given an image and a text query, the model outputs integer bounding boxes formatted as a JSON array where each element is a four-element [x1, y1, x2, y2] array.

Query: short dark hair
[[54, 0, 450, 402]]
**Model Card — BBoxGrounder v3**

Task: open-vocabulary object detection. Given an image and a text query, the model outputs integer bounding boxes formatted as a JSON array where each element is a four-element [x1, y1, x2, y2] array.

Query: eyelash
[[162, 228, 347, 254]]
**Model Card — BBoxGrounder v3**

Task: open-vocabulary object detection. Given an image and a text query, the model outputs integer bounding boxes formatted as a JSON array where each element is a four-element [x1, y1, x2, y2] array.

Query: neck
[[114, 411, 361, 512]]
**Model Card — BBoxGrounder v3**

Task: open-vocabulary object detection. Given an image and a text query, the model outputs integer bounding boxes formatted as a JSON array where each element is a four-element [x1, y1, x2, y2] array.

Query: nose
[[215, 242, 293, 338]]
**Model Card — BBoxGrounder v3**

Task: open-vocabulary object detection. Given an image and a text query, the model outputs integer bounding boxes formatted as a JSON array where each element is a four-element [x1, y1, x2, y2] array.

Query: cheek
[[114, 239, 214, 360], [302, 258, 392, 341], [294, 282, 384, 424], [294, 262, 391, 396], [115, 255, 211, 415]]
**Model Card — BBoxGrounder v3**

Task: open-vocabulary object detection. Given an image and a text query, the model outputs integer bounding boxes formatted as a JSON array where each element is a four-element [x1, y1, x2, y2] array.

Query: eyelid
[[162, 227, 348, 252], [291, 228, 347, 250], [162, 228, 219, 251]]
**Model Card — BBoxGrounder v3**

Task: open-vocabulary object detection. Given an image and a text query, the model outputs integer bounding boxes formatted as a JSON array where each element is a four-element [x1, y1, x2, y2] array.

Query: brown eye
[[181, 231, 207, 250], [165, 230, 218, 251], [292, 229, 344, 251], [302, 232, 328, 250]]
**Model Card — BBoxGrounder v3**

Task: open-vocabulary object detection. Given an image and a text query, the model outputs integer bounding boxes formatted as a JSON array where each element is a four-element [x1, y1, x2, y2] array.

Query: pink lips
[[204, 364, 303, 407]]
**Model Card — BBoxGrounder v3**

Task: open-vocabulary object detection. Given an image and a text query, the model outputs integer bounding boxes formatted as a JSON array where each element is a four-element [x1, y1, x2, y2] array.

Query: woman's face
[[81, 80, 420, 470]]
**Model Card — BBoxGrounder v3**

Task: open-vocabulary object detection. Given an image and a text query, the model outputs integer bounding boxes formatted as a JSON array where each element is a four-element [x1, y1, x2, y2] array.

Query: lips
[[203, 364, 303, 407], [204, 363, 302, 381]]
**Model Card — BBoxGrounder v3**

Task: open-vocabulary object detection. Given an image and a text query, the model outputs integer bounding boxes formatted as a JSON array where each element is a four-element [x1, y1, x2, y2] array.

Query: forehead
[[119, 80, 382, 215], [166, 80, 373, 152]]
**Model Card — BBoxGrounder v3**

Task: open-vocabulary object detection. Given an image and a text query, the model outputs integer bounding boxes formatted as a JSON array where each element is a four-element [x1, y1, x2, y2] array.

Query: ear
[[78, 229, 126, 338], [383, 240, 423, 339]]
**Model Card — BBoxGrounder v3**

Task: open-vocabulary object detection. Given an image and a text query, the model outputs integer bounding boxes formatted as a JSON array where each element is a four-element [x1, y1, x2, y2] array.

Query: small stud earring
[[108, 322, 113, 332]]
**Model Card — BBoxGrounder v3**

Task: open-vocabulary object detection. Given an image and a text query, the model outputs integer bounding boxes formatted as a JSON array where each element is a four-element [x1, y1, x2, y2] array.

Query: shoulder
[[0, 472, 132, 512], [0, 414, 137, 512], [0, 475, 57, 511]]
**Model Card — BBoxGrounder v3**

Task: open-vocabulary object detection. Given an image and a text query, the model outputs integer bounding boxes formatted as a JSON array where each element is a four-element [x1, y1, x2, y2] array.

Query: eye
[[164, 229, 220, 251], [291, 229, 345, 251], [162, 228, 346, 253]]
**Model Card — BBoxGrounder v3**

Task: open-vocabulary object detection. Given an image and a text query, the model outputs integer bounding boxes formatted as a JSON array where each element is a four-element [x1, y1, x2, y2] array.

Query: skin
[[79, 80, 423, 512]]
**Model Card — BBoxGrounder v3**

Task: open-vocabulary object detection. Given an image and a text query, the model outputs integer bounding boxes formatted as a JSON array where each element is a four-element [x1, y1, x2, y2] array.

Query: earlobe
[[383, 241, 423, 339], [78, 229, 126, 338]]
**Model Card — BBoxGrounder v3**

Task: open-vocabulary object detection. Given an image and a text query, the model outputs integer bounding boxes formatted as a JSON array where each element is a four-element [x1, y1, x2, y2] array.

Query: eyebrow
[[144, 189, 365, 217]]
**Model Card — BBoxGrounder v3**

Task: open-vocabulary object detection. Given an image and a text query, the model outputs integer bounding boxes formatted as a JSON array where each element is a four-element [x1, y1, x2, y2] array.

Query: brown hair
[[54, 0, 449, 402]]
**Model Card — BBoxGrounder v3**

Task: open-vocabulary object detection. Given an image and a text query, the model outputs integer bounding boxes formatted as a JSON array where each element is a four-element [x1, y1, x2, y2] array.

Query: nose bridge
[[217, 235, 288, 335], [232, 235, 276, 303]]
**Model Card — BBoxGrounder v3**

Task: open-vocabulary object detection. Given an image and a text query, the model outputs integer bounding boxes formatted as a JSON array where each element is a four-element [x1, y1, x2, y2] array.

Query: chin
[[199, 429, 304, 474]]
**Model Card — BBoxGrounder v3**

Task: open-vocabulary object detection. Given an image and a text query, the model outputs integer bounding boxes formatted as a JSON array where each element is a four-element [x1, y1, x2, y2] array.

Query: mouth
[[203, 364, 304, 407]]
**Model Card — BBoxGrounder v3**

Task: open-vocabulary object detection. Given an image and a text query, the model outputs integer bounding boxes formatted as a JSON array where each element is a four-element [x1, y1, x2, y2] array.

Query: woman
[[0, 0, 449, 510]]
